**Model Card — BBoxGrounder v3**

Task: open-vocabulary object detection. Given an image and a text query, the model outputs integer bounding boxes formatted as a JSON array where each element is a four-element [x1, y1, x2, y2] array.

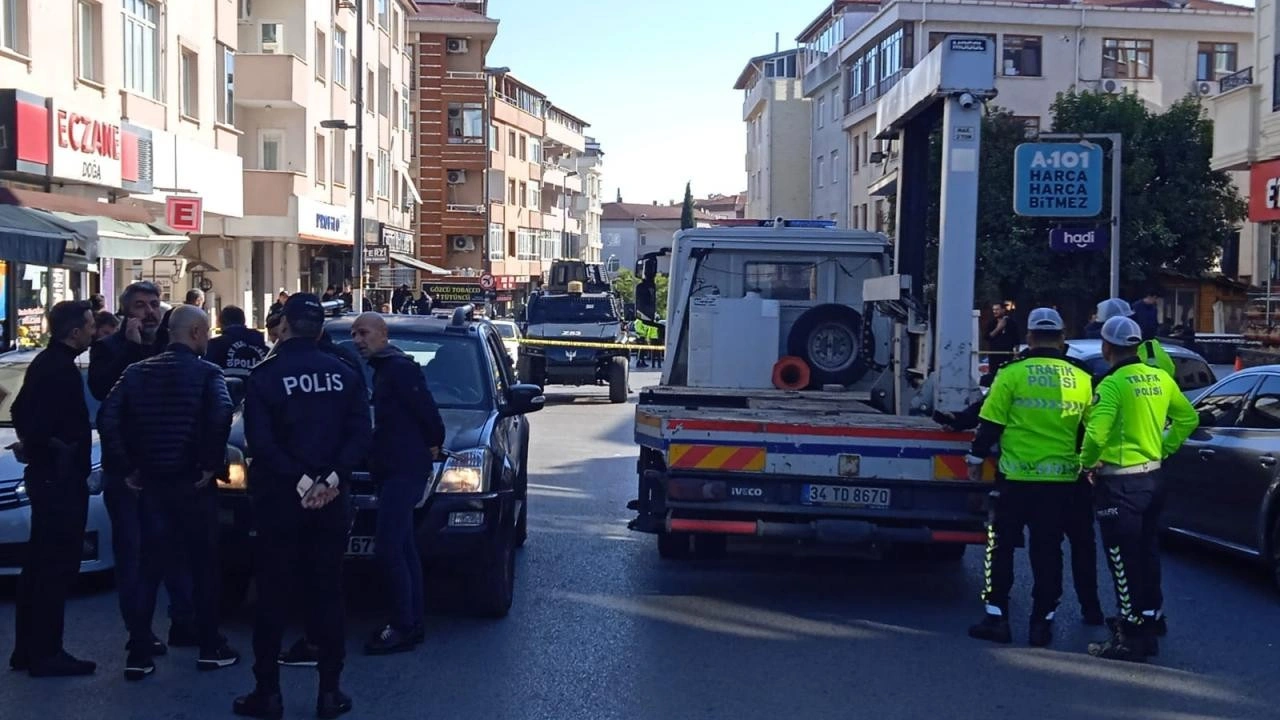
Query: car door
[[1216, 373, 1280, 551], [481, 329, 519, 483], [1163, 374, 1259, 538]]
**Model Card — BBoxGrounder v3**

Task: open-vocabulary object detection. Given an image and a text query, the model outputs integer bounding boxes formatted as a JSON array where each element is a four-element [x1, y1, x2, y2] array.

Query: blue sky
[[488, 0, 1256, 207]]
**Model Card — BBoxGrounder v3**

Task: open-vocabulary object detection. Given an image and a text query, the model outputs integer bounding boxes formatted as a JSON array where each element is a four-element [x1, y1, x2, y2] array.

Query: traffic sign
[[1049, 224, 1109, 253], [1013, 143, 1103, 217], [479, 273, 496, 290]]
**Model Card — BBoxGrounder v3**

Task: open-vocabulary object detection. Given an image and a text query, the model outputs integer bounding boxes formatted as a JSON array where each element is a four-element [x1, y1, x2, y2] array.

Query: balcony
[[1219, 66, 1253, 94], [802, 53, 841, 97], [541, 165, 582, 193], [242, 170, 309, 217], [1208, 71, 1260, 172], [235, 54, 309, 109], [543, 117, 585, 154]]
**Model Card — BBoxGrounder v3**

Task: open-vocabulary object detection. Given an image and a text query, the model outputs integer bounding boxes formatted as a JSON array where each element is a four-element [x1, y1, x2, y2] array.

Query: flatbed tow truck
[[627, 36, 1003, 559]]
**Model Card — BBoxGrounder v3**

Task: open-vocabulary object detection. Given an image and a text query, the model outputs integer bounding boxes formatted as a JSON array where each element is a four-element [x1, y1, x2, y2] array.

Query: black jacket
[[99, 344, 233, 484], [88, 328, 161, 402], [205, 325, 268, 379], [368, 346, 445, 477], [243, 337, 371, 495], [11, 342, 91, 480]]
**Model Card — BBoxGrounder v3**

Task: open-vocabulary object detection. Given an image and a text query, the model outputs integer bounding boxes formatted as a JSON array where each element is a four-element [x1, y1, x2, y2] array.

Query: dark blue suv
[[217, 306, 545, 617]]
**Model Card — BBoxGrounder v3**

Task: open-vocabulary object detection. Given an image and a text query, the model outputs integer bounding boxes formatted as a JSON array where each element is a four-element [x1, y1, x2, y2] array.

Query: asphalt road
[[2, 368, 1278, 720]]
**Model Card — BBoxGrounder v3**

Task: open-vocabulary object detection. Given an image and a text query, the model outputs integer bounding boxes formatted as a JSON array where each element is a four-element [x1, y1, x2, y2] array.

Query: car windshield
[[527, 296, 618, 324], [493, 323, 517, 339], [332, 332, 491, 410], [0, 363, 99, 428]]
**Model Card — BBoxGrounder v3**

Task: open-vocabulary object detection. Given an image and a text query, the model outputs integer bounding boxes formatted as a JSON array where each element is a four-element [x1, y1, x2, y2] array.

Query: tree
[[654, 272, 670, 319], [680, 182, 695, 230], [612, 268, 637, 305]]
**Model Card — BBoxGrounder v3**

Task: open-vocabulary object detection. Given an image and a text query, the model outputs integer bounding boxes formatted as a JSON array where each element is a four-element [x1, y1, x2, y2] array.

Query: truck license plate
[[802, 484, 891, 509], [346, 536, 375, 556]]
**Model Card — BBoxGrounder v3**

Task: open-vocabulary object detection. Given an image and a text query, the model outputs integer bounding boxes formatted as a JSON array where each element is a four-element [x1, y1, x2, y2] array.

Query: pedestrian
[[93, 310, 120, 342], [1095, 298, 1175, 379], [205, 305, 269, 381], [985, 302, 1019, 374], [349, 312, 445, 655], [340, 282, 354, 310], [414, 290, 432, 316], [89, 293, 106, 313], [966, 308, 1093, 648], [269, 290, 288, 317], [87, 281, 198, 654], [1131, 290, 1160, 340], [98, 305, 240, 680], [8, 300, 97, 677], [265, 312, 283, 345], [1080, 315, 1199, 662], [390, 284, 410, 314], [234, 293, 371, 720]]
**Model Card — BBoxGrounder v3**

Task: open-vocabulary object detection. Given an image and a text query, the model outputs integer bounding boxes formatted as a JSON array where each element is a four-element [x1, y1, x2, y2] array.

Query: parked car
[[490, 319, 521, 366], [0, 352, 111, 576], [1161, 365, 1280, 591], [218, 306, 545, 617], [1063, 338, 1218, 401]]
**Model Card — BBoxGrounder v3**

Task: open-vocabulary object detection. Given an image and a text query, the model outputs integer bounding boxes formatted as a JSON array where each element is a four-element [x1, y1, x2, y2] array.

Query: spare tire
[[787, 304, 868, 387]]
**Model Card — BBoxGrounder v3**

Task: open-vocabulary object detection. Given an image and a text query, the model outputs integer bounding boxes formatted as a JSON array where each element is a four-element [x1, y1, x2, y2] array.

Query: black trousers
[[135, 483, 221, 653], [13, 469, 88, 665], [1064, 478, 1102, 613], [1093, 470, 1164, 625], [982, 479, 1077, 620], [251, 490, 350, 691]]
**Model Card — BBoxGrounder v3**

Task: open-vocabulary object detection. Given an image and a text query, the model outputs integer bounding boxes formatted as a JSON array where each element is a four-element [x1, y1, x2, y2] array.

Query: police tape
[[517, 337, 666, 351]]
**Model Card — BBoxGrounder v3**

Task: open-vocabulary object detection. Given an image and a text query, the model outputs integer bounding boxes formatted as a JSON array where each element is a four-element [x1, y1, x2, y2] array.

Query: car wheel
[[470, 531, 515, 618], [787, 305, 868, 387], [657, 531, 691, 560], [608, 356, 628, 404]]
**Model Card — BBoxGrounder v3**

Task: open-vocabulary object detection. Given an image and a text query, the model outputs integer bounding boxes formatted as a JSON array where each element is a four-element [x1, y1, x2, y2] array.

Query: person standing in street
[[205, 305, 269, 381], [88, 281, 197, 655], [985, 302, 1019, 374], [8, 301, 97, 677], [235, 294, 371, 720], [99, 305, 240, 680], [349, 312, 445, 655], [1081, 316, 1199, 662], [966, 308, 1093, 648], [1095, 298, 1175, 381]]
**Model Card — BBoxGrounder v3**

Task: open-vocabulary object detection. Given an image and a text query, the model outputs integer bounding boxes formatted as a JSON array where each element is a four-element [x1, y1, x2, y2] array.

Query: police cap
[[1101, 316, 1143, 347], [283, 293, 325, 326]]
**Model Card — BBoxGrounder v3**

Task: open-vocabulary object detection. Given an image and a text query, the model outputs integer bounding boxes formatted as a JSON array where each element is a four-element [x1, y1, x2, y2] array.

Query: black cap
[[282, 293, 324, 325]]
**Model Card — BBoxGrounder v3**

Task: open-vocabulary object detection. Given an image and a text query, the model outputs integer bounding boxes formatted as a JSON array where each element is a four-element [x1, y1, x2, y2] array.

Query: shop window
[[1102, 38, 1154, 80]]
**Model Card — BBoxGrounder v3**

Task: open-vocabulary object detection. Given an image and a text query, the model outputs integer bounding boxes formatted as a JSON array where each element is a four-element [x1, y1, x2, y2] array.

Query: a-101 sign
[[1013, 143, 1104, 217]]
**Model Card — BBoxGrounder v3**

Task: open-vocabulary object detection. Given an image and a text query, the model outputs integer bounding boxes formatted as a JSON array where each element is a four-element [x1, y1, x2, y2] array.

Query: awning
[[38, 211, 189, 260], [0, 204, 84, 266], [389, 252, 450, 275], [398, 165, 423, 206]]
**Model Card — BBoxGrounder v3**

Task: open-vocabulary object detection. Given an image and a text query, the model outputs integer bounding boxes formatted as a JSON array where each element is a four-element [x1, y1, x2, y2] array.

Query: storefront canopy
[[38, 211, 189, 260], [389, 252, 450, 275], [0, 204, 91, 266]]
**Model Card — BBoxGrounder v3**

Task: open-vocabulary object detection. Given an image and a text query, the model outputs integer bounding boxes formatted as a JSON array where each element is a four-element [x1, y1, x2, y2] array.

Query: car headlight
[[86, 467, 104, 495], [14, 480, 28, 505], [437, 449, 489, 494]]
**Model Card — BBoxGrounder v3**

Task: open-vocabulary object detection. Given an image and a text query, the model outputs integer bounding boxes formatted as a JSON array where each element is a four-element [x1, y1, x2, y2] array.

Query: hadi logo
[[1049, 225, 1108, 253], [1063, 230, 1096, 247]]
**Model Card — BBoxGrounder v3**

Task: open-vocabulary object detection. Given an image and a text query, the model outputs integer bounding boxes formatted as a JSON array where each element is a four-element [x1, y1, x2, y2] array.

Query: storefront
[[295, 196, 359, 298]]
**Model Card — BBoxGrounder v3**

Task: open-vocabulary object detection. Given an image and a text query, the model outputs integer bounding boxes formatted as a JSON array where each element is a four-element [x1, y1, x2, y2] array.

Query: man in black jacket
[[234, 294, 371, 720], [99, 305, 239, 680], [88, 281, 196, 653], [205, 305, 269, 380], [349, 312, 445, 655], [9, 301, 97, 677]]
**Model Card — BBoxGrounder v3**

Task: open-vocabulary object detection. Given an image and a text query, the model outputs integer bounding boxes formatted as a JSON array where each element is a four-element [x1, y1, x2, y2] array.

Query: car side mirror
[[503, 383, 545, 416], [225, 377, 246, 408]]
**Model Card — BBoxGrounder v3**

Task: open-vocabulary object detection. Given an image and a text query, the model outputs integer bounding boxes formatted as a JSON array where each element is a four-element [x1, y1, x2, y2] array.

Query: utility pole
[[352, 0, 366, 312], [480, 66, 510, 276]]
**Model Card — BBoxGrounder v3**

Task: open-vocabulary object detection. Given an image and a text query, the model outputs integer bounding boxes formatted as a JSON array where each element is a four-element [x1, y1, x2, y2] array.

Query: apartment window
[[518, 181, 527, 207], [1, 0, 28, 54], [508, 131, 517, 156], [816, 156, 825, 188], [259, 130, 285, 171], [366, 156, 374, 201], [376, 0, 388, 30], [391, 88, 399, 129], [488, 224, 504, 261], [217, 44, 234, 125], [122, 0, 160, 99], [489, 125, 498, 151], [817, 97, 826, 128], [392, 7, 400, 48], [519, 135, 527, 161], [179, 48, 198, 119], [852, 136, 860, 173], [530, 138, 542, 164], [377, 64, 389, 116], [1013, 115, 1041, 139], [832, 89, 840, 122], [527, 183, 540, 209], [1197, 42, 1237, 82], [1102, 38, 1154, 80], [76, 1, 102, 83], [349, 150, 356, 195], [831, 150, 840, 185], [366, 69, 375, 111], [400, 84, 410, 130], [259, 21, 283, 53], [1003, 35, 1042, 77], [333, 29, 347, 86], [376, 150, 389, 198], [447, 103, 484, 143], [516, 229, 536, 261], [508, 179, 517, 205], [315, 133, 326, 184], [861, 132, 869, 166], [315, 29, 326, 81], [333, 133, 346, 186]]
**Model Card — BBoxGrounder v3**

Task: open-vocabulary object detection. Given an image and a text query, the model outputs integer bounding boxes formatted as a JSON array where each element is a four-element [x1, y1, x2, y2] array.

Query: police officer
[[234, 294, 371, 720], [205, 305, 268, 380], [966, 308, 1093, 647], [1081, 316, 1198, 662], [1095, 298, 1175, 378]]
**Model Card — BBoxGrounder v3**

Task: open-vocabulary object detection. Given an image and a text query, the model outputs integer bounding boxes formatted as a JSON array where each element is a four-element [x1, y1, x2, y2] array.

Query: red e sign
[[165, 196, 203, 233]]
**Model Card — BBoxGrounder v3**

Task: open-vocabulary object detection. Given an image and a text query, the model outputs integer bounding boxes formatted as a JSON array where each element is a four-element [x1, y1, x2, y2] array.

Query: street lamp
[[325, 0, 366, 311], [481, 65, 510, 276]]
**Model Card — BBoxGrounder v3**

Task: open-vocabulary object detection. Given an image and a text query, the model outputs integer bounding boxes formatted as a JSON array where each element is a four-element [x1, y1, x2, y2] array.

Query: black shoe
[[232, 689, 284, 720], [124, 650, 155, 682], [27, 650, 96, 677], [126, 635, 168, 657], [1028, 619, 1053, 647], [317, 689, 354, 719], [196, 643, 240, 671], [168, 623, 200, 648], [364, 625, 415, 656], [278, 638, 320, 667], [967, 614, 1012, 644], [1088, 626, 1148, 663]]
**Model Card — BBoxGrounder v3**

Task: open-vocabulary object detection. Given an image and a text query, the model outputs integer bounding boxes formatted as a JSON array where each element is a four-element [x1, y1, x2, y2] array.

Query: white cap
[[1026, 307, 1065, 332], [1101, 316, 1143, 347], [1096, 298, 1134, 322]]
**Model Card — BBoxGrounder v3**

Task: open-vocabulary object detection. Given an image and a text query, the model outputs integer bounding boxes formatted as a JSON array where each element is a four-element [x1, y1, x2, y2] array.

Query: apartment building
[[601, 202, 719, 276], [1210, 0, 1280, 297], [573, 136, 605, 263], [225, 0, 419, 322], [541, 104, 590, 262], [802, 0, 1252, 245], [0, 0, 244, 348], [735, 48, 811, 219]]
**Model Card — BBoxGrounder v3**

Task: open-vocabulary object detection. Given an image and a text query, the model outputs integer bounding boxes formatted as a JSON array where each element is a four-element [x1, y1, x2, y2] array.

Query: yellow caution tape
[[517, 337, 666, 351]]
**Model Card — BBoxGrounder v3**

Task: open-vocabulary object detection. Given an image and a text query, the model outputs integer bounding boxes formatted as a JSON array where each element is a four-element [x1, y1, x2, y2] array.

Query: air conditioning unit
[[1194, 81, 1215, 96], [447, 169, 467, 184], [446, 38, 469, 54], [451, 235, 475, 252], [1101, 79, 1122, 94]]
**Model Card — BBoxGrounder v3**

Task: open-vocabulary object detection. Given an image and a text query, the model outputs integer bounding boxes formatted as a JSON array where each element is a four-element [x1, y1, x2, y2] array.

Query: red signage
[[1249, 158, 1280, 223], [55, 110, 120, 160], [165, 196, 203, 233]]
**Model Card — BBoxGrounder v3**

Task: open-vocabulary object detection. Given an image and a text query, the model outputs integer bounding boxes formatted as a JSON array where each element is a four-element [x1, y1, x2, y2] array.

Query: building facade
[[601, 202, 717, 276], [574, 136, 605, 263], [0, 0, 245, 348], [226, 0, 419, 322], [736, 49, 810, 219]]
